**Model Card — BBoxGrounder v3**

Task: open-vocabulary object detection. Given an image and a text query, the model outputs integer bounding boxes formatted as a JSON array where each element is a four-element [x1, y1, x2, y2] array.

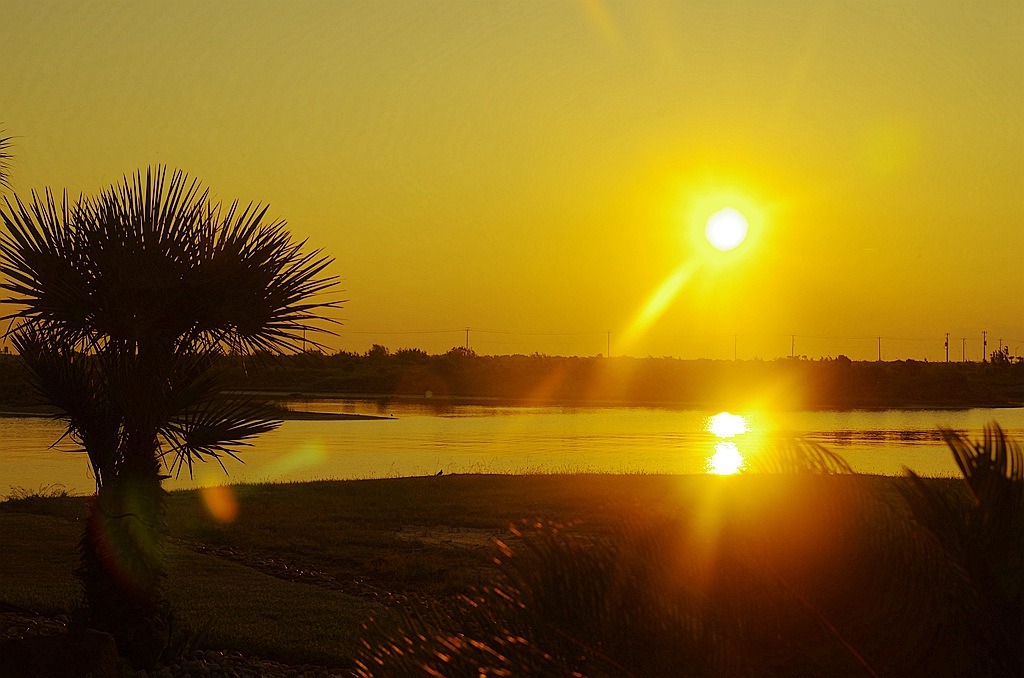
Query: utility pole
[[465, 327, 470, 351], [606, 330, 611, 358], [944, 332, 949, 363], [790, 334, 795, 358], [961, 337, 966, 362], [982, 331, 987, 362], [877, 336, 881, 362]]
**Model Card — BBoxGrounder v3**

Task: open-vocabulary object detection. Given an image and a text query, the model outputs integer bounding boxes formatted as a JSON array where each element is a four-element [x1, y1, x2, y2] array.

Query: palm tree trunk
[[77, 446, 169, 669]]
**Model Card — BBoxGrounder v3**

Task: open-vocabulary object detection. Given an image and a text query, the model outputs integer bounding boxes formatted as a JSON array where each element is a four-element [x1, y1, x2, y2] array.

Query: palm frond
[[10, 321, 121, 487], [161, 396, 280, 478], [748, 436, 855, 475], [0, 190, 94, 332], [71, 168, 214, 343], [192, 204, 341, 355], [2, 165, 339, 356], [0, 129, 12, 190], [942, 423, 1023, 504], [897, 424, 1023, 676]]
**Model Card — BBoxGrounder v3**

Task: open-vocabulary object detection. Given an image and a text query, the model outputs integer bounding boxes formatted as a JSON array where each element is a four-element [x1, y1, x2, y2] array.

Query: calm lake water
[[2, 401, 1023, 495]]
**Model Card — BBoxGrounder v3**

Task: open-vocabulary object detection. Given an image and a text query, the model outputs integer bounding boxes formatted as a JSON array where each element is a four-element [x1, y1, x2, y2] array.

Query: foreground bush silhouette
[[356, 429, 1021, 677], [899, 424, 1022, 676], [0, 167, 337, 667]]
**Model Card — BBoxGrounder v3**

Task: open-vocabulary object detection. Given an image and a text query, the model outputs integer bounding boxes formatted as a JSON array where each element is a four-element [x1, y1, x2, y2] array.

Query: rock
[[0, 628, 119, 677]]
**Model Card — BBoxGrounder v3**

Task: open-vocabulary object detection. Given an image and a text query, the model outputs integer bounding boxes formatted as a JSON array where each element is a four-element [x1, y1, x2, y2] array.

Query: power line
[[331, 327, 1023, 361], [344, 329, 464, 335], [474, 328, 610, 337]]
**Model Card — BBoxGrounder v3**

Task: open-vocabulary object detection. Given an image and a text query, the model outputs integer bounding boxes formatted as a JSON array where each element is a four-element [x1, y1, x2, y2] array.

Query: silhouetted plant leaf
[[162, 396, 279, 478], [0, 128, 11, 189], [748, 436, 855, 475], [898, 423, 1023, 675]]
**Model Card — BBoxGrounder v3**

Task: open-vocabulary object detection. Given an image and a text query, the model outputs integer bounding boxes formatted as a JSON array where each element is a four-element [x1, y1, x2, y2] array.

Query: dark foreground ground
[[1, 468, 1019, 677]]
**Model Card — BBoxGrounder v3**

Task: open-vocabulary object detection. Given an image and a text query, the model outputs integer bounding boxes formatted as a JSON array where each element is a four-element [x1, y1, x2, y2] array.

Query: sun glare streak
[[577, 0, 620, 46], [617, 261, 698, 354]]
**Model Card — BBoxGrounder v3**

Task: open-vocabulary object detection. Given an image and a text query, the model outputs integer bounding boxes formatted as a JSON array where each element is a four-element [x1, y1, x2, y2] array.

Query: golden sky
[[2, 0, 1021, 360]]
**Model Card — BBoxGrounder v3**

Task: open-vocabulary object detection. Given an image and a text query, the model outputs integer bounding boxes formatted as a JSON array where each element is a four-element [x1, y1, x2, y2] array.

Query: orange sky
[[2, 1, 1021, 360]]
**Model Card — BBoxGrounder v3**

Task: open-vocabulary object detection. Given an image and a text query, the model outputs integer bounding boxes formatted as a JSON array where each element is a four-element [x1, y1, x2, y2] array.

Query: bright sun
[[704, 207, 749, 251]]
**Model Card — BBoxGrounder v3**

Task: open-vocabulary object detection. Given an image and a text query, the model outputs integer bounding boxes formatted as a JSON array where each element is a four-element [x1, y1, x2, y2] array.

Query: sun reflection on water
[[707, 412, 748, 438], [708, 441, 744, 475], [705, 412, 750, 474]]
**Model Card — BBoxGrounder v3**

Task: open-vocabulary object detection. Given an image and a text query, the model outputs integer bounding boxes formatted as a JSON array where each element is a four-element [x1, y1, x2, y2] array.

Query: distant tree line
[[3, 346, 1021, 412], [8, 345, 1018, 411]]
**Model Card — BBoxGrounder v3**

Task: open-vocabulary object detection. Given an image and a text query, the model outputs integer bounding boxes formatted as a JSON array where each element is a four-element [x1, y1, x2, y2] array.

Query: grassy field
[[0, 475, 706, 665], [0, 471, 1017, 676]]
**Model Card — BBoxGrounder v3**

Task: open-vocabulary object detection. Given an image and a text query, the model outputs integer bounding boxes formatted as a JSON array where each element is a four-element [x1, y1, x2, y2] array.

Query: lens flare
[[265, 441, 327, 479], [200, 485, 239, 523]]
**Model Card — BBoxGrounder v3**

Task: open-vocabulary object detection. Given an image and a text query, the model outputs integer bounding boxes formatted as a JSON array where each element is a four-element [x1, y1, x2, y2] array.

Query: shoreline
[[229, 390, 1024, 412], [272, 409, 392, 421], [3, 397, 1022, 421], [1, 470, 967, 500], [0, 406, 395, 421]]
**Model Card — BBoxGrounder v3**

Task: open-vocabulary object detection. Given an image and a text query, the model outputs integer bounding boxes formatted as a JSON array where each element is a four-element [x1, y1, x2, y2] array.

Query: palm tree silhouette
[[0, 166, 338, 666]]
